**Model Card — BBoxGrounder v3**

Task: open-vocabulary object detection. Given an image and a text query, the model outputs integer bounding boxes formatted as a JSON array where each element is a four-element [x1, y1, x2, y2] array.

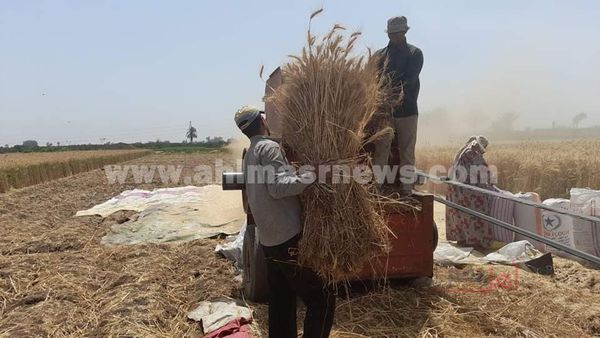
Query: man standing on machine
[[372, 16, 424, 193]]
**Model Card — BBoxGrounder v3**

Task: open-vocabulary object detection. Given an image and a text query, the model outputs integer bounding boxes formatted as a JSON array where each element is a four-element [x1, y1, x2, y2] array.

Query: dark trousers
[[261, 234, 336, 338]]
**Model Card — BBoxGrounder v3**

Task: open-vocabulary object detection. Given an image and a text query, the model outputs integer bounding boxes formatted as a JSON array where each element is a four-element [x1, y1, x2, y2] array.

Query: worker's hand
[[297, 164, 332, 185], [290, 161, 303, 170]]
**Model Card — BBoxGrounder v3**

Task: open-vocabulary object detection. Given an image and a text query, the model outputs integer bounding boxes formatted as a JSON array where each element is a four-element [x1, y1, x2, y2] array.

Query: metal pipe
[[418, 171, 600, 224], [222, 172, 244, 190], [434, 195, 600, 266]]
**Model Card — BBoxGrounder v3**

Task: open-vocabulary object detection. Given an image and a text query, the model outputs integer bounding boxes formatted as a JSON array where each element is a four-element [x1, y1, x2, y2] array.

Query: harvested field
[[249, 255, 600, 337], [417, 139, 600, 200], [1, 152, 599, 337], [0, 153, 237, 337], [0, 150, 150, 193]]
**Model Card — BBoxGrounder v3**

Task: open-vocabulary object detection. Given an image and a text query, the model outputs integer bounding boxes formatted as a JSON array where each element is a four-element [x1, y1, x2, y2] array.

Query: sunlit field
[[0, 150, 149, 192], [417, 139, 600, 199]]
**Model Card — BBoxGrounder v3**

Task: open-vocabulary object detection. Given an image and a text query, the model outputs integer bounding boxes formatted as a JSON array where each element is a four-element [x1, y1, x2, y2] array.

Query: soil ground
[[1, 153, 598, 337]]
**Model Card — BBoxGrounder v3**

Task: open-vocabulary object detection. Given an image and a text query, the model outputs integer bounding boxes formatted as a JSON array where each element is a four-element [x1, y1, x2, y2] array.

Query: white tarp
[[76, 185, 245, 244]]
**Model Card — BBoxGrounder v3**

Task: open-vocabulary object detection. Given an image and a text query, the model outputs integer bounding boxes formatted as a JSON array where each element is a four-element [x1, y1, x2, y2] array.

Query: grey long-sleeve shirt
[[243, 135, 312, 246]]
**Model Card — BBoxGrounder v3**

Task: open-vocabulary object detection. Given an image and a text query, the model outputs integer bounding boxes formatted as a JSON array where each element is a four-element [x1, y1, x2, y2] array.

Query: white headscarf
[[475, 135, 489, 153], [454, 136, 477, 163]]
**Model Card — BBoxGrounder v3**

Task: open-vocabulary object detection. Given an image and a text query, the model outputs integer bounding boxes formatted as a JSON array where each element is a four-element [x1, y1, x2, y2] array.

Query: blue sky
[[1, 0, 599, 146]]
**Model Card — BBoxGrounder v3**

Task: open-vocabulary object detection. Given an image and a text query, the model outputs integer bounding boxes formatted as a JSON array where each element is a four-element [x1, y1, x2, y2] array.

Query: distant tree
[[22, 140, 38, 149], [3, 144, 8, 148], [46, 142, 53, 147], [57, 141, 61, 147], [186, 122, 197, 143], [573, 113, 587, 128]]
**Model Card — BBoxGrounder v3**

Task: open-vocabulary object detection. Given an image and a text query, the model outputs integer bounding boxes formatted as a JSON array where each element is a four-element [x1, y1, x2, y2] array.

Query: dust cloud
[[417, 36, 600, 146], [224, 135, 250, 160]]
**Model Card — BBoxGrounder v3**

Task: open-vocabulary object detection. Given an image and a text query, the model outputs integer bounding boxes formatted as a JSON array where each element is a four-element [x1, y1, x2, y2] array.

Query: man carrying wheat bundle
[[372, 16, 424, 194], [235, 106, 336, 338]]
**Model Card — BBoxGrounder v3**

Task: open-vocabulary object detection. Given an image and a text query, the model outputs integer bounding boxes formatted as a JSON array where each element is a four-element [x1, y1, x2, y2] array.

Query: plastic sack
[[433, 242, 473, 265], [483, 240, 543, 263], [569, 188, 600, 257], [541, 198, 575, 255], [215, 222, 247, 270], [490, 190, 516, 243], [513, 192, 545, 251]]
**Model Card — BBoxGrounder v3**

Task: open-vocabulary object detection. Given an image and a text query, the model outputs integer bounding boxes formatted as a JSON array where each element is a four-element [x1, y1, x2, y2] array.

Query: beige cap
[[234, 105, 262, 131]]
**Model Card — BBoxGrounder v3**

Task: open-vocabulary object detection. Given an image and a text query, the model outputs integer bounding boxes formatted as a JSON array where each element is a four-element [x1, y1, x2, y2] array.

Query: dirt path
[[1, 153, 599, 337]]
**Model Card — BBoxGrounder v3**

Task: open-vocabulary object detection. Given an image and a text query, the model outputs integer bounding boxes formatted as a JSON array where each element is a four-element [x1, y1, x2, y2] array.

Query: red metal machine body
[[356, 194, 434, 280], [241, 181, 435, 281]]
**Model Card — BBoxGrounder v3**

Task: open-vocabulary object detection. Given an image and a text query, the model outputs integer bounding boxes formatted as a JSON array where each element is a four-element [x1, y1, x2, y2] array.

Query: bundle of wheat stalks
[[269, 11, 391, 282]]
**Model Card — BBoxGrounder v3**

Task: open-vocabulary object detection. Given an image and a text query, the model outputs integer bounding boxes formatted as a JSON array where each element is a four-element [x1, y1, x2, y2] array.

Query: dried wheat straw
[[270, 11, 392, 282]]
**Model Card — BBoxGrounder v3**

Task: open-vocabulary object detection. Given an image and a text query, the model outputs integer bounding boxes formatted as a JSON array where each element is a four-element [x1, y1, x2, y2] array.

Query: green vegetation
[[0, 137, 229, 154], [134, 137, 228, 153], [150, 146, 225, 153]]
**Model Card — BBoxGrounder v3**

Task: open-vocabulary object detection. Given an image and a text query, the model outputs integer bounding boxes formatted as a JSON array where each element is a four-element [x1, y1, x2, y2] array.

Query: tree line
[[0, 137, 229, 154]]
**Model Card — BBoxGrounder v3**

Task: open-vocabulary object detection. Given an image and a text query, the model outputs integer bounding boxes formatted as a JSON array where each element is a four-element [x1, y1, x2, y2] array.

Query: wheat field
[[0, 150, 150, 193], [416, 139, 600, 200], [0, 150, 149, 169]]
